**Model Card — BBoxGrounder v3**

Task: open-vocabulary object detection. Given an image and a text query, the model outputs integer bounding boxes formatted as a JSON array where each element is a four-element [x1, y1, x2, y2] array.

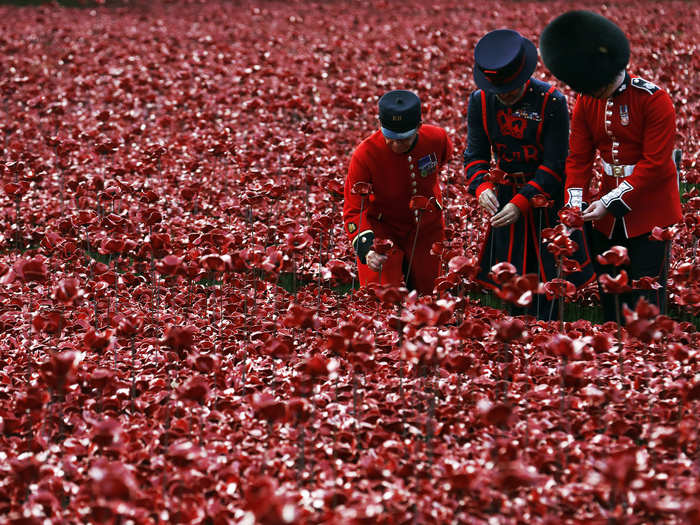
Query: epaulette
[[631, 77, 660, 95]]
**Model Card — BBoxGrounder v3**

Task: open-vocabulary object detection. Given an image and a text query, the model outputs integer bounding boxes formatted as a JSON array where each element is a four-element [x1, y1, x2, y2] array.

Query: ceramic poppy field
[[0, 0, 699, 523]]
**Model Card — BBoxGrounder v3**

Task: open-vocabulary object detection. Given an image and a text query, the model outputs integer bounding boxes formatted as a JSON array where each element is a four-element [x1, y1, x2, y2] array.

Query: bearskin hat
[[539, 10, 630, 94]]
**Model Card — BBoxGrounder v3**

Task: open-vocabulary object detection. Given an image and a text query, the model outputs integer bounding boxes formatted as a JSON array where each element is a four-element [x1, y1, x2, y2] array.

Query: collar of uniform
[[494, 78, 531, 106], [611, 71, 630, 98]]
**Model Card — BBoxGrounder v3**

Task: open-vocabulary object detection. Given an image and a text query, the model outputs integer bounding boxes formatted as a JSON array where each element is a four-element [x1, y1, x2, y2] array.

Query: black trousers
[[589, 221, 670, 322]]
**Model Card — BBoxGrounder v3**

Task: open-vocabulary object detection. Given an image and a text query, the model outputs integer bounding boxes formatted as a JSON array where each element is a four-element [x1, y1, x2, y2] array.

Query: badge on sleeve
[[418, 153, 438, 178], [619, 105, 629, 126], [348, 222, 357, 233]]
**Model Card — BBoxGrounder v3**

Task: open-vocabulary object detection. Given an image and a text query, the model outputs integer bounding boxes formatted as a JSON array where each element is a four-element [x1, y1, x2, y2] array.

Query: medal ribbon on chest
[[619, 104, 629, 126], [417, 153, 438, 178]]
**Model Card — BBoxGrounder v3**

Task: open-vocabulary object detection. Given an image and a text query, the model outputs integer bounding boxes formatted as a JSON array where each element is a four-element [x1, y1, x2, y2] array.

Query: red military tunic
[[565, 74, 682, 237], [343, 125, 452, 293]]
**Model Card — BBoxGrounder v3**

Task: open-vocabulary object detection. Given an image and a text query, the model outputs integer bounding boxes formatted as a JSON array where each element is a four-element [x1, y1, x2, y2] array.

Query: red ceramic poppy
[[596, 246, 630, 267], [558, 207, 584, 229], [409, 195, 431, 211], [599, 270, 632, 294], [351, 181, 373, 196]]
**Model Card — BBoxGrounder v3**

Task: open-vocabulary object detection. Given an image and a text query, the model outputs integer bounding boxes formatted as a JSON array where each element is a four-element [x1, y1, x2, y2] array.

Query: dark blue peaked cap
[[378, 90, 421, 140], [473, 29, 538, 94]]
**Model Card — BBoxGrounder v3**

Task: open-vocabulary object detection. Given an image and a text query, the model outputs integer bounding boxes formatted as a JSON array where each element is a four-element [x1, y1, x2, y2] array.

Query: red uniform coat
[[565, 74, 682, 238], [343, 125, 451, 293]]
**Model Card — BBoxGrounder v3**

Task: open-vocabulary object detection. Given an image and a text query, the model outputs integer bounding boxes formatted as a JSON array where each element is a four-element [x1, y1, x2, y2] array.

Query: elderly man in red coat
[[343, 90, 452, 294], [540, 10, 682, 320]]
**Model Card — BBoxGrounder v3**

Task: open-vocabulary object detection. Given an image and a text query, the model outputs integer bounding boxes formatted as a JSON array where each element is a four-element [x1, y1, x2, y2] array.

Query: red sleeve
[[447, 132, 453, 163], [433, 129, 452, 207], [565, 95, 597, 207], [342, 149, 373, 250], [475, 182, 495, 199]]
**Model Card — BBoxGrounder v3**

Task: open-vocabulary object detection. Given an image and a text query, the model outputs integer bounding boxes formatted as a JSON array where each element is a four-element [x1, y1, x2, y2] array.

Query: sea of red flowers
[[0, 0, 699, 523]]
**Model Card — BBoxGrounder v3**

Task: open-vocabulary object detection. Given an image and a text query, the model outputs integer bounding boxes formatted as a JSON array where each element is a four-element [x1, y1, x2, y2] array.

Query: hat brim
[[381, 126, 418, 140], [473, 38, 538, 94]]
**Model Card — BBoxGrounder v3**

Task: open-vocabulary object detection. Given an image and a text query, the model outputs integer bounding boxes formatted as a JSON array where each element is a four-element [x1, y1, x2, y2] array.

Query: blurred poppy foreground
[[0, 0, 699, 523]]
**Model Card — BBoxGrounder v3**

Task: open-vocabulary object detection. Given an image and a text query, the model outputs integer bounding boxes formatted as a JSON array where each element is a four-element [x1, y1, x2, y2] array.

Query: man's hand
[[366, 250, 388, 272], [478, 188, 499, 216], [581, 199, 608, 222], [491, 203, 521, 227]]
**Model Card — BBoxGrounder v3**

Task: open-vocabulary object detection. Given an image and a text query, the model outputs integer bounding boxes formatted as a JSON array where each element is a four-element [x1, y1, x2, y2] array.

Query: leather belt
[[601, 159, 635, 177], [505, 171, 528, 187]]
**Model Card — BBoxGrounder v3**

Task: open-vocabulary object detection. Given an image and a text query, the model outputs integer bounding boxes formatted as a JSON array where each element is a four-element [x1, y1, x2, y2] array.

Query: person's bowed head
[[378, 90, 422, 155]]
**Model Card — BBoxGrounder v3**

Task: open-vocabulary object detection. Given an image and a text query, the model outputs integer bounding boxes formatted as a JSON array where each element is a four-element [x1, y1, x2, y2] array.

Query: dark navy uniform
[[464, 78, 595, 297]]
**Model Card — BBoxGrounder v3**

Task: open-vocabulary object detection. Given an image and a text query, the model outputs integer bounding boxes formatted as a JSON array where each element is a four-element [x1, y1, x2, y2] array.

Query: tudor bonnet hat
[[473, 29, 538, 94]]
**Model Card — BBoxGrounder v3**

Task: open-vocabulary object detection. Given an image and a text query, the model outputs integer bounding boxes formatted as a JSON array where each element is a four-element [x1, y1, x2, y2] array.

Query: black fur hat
[[539, 10, 630, 94]]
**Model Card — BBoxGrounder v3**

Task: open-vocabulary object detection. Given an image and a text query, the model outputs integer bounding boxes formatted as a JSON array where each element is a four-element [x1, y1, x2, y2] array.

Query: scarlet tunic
[[565, 74, 683, 237], [343, 125, 451, 293]]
